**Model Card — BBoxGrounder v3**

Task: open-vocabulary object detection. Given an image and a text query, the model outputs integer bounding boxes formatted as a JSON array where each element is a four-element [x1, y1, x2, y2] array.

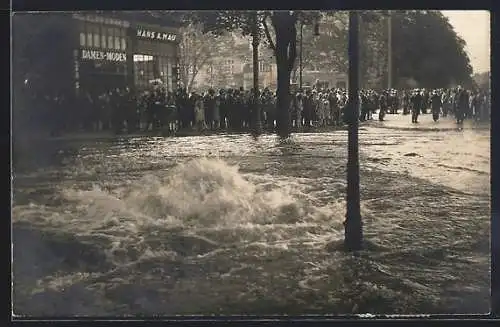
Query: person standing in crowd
[[360, 91, 369, 122], [110, 88, 123, 134], [411, 90, 423, 123], [378, 91, 387, 121], [225, 89, 235, 131], [123, 88, 136, 134], [144, 90, 155, 131], [261, 88, 275, 132], [421, 89, 429, 114], [218, 89, 228, 130], [204, 89, 216, 130], [402, 90, 410, 115], [302, 89, 314, 129], [164, 91, 177, 134], [442, 91, 450, 117], [193, 92, 205, 131], [330, 90, 341, 126], [233, 89, 244, 132], [387, 90, 394, 114], [455, 86, 469, 124], [431, 91, 442, 122], [244, 89, 252, 129], [471, 90, 484, 121]]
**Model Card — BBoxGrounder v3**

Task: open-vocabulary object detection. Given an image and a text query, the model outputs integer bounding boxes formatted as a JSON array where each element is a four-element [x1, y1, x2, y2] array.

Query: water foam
[[14, 158, 349, 269]]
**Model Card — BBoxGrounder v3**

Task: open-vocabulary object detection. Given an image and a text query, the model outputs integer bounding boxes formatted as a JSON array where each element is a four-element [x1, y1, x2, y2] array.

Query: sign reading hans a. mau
[[136, 29, 177, 41], [81, 49, 127, 62]]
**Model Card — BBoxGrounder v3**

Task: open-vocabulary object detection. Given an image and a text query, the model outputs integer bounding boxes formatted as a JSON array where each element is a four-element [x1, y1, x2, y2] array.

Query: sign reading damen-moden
[[81, 49, 127, 62], [137, 29, 177, 41]]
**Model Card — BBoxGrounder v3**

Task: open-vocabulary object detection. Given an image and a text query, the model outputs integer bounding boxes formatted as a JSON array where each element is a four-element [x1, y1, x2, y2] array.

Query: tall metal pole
[[252, 11, 262, 135], [344, 10, 363, 252], [387, 11, 392, 89], [299, 22, 303, 90]]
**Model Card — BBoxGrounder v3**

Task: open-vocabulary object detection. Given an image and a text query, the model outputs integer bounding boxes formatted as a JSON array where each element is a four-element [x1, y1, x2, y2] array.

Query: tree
[[358, 10, 474, 89], [300, 11, 349, 74], [182, 10, 320, 138], [178, 23, 235, 92]]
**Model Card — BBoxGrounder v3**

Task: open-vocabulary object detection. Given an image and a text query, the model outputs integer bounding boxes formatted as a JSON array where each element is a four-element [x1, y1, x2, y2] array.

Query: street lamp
[[299, 22, 303, 90], [387, 11, 392, 89], [300, 16, 320, 90], [251, 10, 262, 136], [344, 10, 363, 252]]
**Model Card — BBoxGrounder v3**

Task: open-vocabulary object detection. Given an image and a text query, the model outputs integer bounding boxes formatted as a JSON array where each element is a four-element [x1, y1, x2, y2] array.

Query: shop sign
[[81, 49, 127, 62], [136, 29, 177, 41]]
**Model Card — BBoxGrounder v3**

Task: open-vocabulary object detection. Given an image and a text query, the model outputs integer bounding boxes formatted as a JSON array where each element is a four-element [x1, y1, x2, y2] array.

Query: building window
[[114, 36, 120, 50], [134, 54, 156, 89], [87, 31, 93, 47], [101, 29, 107, 48], [111, 28, 118, 50], [93, 25, 100, 48], [167, 60, 173, 92], [107, 27, 114, 50], [259, 61, 264, 73], [79, 32, 86, 47]]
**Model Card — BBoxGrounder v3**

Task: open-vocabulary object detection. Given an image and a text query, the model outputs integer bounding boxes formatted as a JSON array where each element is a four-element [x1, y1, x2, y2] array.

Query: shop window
[[107, 27, 114, 50], [91, 25, 99, 48], [112, 28, 120, 50], [108, 35, 114, 50], [167, 60, 173, 91], [121, 38, 126, 51], [101, 32, 107, 48], [94, 33, 100, 48], [87, 32, 93, 47], [79, 32, 86, 47]]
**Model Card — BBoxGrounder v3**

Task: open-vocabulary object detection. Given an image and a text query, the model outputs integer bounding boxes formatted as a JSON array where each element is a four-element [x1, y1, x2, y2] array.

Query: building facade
[[71, 12, 180, 97]]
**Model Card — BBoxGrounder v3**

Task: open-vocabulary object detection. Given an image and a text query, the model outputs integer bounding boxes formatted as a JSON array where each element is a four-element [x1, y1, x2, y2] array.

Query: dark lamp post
[[299, 22, 303, 90], [344, 10, 363, 252]]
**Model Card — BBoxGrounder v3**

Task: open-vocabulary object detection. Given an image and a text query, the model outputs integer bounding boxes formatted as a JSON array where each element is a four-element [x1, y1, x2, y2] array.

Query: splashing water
[[12, 126, 490, 316]]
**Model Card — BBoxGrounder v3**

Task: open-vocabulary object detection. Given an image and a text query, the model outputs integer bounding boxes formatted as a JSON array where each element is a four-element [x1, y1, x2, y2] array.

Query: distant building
[[193, 56, 246, 91], [301, 70, 348, 89], [72, 12, 181, 95], [242, 61, 277, 90], [14, 12, 181, 99]]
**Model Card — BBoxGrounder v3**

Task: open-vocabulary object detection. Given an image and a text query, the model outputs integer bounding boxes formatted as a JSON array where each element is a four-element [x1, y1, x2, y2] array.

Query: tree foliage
[[181, 10, 320, 138], [299, 11, 348, 73], [358, 10, 474, 89], [178, 23, 235, 92]]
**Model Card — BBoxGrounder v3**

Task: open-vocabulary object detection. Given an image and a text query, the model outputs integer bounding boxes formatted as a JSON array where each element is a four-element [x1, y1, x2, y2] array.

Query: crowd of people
[[22, 83, 490, 136]]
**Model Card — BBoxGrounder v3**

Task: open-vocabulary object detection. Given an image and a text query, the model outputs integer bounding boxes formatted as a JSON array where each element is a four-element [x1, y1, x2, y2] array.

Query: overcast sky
[[441, 10, 490, 74]]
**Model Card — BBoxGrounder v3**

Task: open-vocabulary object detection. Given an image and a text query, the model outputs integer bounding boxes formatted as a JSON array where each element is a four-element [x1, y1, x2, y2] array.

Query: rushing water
[[12, 114, 490, 316]]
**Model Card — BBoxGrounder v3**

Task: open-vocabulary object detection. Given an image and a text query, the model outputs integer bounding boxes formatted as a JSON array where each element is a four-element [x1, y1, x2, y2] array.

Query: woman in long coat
[[193, 92, 205, 131]]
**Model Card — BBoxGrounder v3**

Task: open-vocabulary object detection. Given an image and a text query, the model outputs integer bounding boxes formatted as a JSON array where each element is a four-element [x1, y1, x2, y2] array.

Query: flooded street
[[12, 114, 490, 316]]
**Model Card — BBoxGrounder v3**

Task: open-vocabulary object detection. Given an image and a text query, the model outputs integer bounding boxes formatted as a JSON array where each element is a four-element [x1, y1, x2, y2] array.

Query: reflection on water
[[12, 121, 490, 316]]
